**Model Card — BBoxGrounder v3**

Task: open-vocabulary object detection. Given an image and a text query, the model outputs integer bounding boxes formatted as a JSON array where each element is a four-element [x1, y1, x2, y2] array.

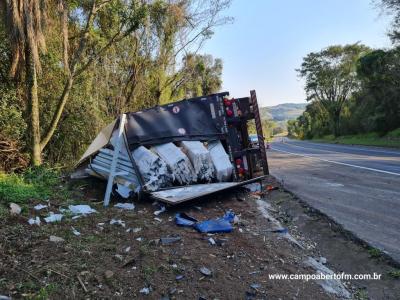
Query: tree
[[297, 44, 370, 136], [3, 0, 146, 165], [4, 0, 48, 165], [355, 48, 400, 133], [380, 0, 400, 43]]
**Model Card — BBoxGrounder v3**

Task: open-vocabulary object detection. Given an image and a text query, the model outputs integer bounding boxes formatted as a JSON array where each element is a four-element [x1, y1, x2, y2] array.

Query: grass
[[368, 247, 383, 258], [312, 129, 400, 148], [388, 269, 400, 279], [0, 166, 62, 214]]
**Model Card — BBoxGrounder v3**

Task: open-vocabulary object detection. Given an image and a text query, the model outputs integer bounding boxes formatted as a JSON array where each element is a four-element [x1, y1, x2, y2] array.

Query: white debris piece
[[116, 184, 132, 198], [71, 227, 81, 236], [180, 141, 215, 182], [28, 216, 41, 225], [151, 143, 196, 185], [114, 203, 135, 210], [305, 257, 351, 298], [68, 205, 97, 215], [132, 146, 172, 191], [34, 204, 48, 211], [44, 213, 63, 223], [49, 235, 65, 243], [9, 203, 21, 215], [153, 205, 166, 216], [208, 140, 233, 182], [110, 219, 126, 227]]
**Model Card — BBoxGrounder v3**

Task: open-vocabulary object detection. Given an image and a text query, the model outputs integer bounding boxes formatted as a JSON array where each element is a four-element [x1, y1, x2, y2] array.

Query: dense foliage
[[0, 0, 231, 169], [289, 1, 400, 141]]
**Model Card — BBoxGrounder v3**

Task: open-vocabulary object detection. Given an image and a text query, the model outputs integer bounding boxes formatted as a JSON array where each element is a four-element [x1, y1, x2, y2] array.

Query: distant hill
[[260, 103, 306, 122]]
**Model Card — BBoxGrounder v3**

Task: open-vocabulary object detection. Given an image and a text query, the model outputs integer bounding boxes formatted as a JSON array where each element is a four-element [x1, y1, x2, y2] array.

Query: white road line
[[271, 147, 400, 177], [290, 141, 400, 156]]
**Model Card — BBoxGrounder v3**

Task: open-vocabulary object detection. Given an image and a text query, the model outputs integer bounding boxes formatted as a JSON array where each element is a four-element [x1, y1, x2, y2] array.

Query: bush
[[0, 167, 60, 205]]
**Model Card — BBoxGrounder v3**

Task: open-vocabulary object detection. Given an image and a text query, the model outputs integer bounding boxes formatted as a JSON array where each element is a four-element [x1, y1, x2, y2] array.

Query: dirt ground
[[0, 176, 398, 299]]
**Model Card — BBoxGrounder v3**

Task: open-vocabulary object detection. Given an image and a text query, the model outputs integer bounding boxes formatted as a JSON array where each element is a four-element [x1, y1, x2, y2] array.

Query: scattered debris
[[175, 274, 184, 281], [154, 204, 166, 216], [9, 203, 21, 215], [0, 295, 11, 300], [139, 287, 151, 295], [136, 237, 143, 242], [115, 184, 133, 198], [266, 185, 279, 191], [71, 227, 81, 236], [125, 246, 131, 252], [250, 283, 261, 290], [175, 213, 198, 226], [244, 182, 261, 192], [194, 211, 235, 233], [208, 237, 216, 245], [114, 254, 124, 261], [318, 256, 327, 265], [160, 236, 182, 245], [199, 267, 212, 276], [77, 274, 88, 293], [34, 204, 48, 210], [114, 202, 135, 210], [110, 219, 125, 227], [126, 227, 141, 233], [28, 216, 41, 226], [154, 217, 162, 222], [175, 211, 236, 233], [44, 213, 63, 223], [49, 235, 65, 243], [68, 205, 97, 215], [304, 257, 351, 298]]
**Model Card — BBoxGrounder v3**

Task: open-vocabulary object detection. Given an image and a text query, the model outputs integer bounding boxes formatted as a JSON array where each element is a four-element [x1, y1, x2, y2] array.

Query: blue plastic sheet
[[175, 211, 235, 233]]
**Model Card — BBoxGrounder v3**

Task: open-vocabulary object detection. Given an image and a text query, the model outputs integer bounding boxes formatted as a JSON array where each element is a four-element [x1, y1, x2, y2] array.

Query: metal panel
[[148, 175, 267, 205]]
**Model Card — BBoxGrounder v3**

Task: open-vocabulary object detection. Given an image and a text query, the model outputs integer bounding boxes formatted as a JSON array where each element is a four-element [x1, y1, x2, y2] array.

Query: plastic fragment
[[9, 203, 21, 215], [49, 235, 65, 243], [114, 203, 135, 210], [28, 216, 41, 226], [68, 205, 97, 215], [116, 184, 132, 198], [160, 236, 181, 245], [34, 204, 47, 211], [199, 267, 212, 276], [44, 213, 63, 223], [110, 219, 126, 227], [175, 213, 198, 227], [72, 227, 81, 236], [140, 287, 151, 295]]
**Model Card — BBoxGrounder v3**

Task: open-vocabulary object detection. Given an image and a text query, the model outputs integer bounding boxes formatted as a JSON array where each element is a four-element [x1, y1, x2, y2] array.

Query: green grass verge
[[0, 166, 61, 210], [312, 129, 400, 148]]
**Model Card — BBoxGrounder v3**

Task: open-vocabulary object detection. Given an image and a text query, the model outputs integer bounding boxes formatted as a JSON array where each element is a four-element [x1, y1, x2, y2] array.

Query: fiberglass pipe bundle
[[151, 143, 197, 185], [208, 140, 233, 182], [132, 146, 172, 191], [180, 141, 215, 182]]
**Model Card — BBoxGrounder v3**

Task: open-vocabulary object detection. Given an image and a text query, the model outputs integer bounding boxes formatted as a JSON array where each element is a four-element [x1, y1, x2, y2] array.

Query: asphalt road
[[268, 138, 400, 262]]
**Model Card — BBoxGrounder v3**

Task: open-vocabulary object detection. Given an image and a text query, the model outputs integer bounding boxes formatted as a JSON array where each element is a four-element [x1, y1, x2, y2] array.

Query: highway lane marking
[[271, 147, 400, 177], [286, 140, 400, 156]]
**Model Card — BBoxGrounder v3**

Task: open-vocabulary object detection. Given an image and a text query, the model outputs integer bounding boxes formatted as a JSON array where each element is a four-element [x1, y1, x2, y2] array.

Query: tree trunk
[[26, 49, 42, 166], [333, 110, 341, 137]]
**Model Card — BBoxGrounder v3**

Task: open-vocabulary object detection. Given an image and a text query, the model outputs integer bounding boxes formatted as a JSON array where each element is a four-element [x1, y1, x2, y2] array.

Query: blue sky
[[201, 0, 392, 107]]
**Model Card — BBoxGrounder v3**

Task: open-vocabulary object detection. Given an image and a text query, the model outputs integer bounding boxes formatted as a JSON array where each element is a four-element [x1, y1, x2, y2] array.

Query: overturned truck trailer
[[75, 90, 269, 205]]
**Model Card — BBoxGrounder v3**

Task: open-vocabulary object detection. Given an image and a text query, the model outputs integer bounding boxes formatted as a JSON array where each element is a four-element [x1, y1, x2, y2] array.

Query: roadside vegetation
[[287, 0, 400, 147], [0, 0, 231, 170]]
